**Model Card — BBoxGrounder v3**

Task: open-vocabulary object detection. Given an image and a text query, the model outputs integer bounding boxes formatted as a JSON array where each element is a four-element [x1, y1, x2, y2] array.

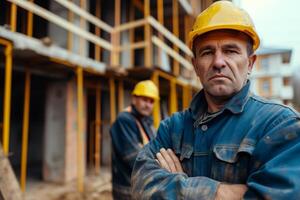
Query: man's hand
[[156, 148, 184, 173], [215, 183, 248, 200]]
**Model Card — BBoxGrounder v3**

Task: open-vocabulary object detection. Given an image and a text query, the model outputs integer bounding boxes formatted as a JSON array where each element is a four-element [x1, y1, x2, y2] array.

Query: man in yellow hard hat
[[110, 80, 159, 200], [132, 1, 300, 199]]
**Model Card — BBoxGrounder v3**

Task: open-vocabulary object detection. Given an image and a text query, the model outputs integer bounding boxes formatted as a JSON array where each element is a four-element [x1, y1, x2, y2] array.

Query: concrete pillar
[[43, 79, 86, 183]]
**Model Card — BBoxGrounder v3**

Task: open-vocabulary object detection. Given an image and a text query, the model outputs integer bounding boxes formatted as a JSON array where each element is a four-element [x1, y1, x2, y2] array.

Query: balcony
[[3, 0, 194, 80]]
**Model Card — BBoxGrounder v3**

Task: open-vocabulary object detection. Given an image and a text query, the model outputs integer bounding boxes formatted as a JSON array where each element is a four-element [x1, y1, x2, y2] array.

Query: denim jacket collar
[[190, 81, 252, 120]]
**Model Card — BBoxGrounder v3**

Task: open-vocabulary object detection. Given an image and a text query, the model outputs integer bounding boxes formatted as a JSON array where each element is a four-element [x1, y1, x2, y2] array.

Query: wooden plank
[[10, 3, 17, 32], [178, 0, 193, 14], [152, 36, 193, 70], [111, 0, 121, 66], [144, 0, 152, 67], [0, 144, 22, 200], [169, 78, 178, 114], [117, 41, 147, 52], [114, 18, 147, 32], [76, 67, 84, 192], [67, 0, 74, 51], [109, 78, 116, 124], [7, 0, 113, 51], [27, 0, 34, 36], [172, 0, 180, 76], [129, 0, 135, 66], [148, 16, 193, 57], [95, 0, 101, 61], [54, 0, 113, 33], [151, 71, 161, 129], [79, 0, 86, 56], [157, 0, 164, 67]]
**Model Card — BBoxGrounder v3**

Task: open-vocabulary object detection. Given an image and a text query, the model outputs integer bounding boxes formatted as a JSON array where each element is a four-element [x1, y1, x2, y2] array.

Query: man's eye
[[200, 50, 212, 56], [225, 49, 238, 54]]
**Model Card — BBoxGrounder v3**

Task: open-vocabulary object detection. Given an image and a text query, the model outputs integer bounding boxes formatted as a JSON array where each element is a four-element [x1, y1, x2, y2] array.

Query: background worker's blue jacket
[[132, 82, 300, 199], [110, 105, 155, 200]]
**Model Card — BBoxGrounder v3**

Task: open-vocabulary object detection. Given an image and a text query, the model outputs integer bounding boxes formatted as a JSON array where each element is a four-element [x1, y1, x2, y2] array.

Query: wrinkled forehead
[[193, 29, 253, 48]]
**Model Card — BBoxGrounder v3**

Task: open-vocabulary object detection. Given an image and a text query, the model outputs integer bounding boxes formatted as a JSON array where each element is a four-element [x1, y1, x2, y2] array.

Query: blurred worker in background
[[110, 80, 159, 200], [132, 1, 300, 199]]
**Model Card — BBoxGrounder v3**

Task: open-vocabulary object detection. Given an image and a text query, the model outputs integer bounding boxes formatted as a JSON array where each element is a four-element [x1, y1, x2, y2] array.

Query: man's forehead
[[193, 30, 251, 47]]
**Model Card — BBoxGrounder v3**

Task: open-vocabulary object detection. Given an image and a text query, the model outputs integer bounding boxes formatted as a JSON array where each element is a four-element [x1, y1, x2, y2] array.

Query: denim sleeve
[[131, 118, 220, 200], [111, 113, 141, 169], [245, 118, 300, 199]]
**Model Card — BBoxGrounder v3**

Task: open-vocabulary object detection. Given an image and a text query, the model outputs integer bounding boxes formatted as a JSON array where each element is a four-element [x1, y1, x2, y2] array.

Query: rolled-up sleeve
[[131, 118, 220, 200]]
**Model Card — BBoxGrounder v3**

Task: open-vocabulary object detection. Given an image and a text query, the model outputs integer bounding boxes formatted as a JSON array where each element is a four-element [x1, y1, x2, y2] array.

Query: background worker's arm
[[131, 117, 220, 200], [110, 113, 142, 168]]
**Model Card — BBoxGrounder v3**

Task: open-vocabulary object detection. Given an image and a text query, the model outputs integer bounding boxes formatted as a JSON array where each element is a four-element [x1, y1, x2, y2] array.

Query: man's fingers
[[156, 152, 171, 172], [167, 149, 183, 173], [160, 148, 177, 173]]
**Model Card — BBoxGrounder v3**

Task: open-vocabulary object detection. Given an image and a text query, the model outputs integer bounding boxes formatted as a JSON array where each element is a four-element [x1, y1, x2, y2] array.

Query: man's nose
[[212, 51, 226, 69]]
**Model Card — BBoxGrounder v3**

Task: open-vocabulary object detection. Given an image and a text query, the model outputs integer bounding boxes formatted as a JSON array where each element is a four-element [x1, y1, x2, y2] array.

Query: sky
[[234, 0, 300, 66]]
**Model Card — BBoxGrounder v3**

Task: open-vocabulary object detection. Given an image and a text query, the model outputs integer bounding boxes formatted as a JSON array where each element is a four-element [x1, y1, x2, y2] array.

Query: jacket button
[[201, 124, 208, 131]]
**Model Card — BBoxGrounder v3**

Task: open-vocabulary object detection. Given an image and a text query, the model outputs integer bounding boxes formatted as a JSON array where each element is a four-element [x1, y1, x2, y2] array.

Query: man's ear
[[248, 54, 257, 72], [132, 95, 136, 105]]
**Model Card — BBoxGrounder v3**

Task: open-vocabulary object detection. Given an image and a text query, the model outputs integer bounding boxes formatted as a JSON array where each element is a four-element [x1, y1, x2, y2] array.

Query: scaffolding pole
[[27, 0, 34, 36], [76, 67, 84, 192], [172, 0, 180, 76], [67, 0, 74, 51], [169, 78, 178, 114], [20, 69, 31, 192], [144, 0, 152, 67], [10, 2, 17, 32], [1, 39, 13, 156], [151, 71, 161, 128], [109, 78, 116, 124]]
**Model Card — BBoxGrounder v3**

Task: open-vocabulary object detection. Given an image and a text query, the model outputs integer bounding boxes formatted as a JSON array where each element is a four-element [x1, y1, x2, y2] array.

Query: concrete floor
[[25, 168, 112, 200]]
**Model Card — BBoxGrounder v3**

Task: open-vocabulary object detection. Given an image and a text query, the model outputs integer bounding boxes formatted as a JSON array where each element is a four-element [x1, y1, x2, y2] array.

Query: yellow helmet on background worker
[[132, 80, 160, 100], [189, 1, 260, 51]]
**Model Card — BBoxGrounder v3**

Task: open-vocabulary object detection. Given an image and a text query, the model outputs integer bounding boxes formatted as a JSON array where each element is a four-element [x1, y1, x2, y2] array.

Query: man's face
[[192, 30, 256, 100], [132, 96, 155, 117]]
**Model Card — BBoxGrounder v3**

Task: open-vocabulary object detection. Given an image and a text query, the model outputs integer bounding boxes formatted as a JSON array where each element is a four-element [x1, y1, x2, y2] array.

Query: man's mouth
[[209, 74, 229, 81]]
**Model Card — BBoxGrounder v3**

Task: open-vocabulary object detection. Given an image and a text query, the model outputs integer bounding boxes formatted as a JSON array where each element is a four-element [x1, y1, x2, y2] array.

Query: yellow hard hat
[[189, 1, 260, 51], [132, 80, 159, 100]]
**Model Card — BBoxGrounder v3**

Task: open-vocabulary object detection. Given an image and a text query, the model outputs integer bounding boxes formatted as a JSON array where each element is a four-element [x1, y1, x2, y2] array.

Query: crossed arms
[[131, 116, 300, 200]]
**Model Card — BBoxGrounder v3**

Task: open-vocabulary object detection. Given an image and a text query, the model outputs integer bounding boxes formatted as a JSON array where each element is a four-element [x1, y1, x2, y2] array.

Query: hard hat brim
[[189, 24, 260, 51]]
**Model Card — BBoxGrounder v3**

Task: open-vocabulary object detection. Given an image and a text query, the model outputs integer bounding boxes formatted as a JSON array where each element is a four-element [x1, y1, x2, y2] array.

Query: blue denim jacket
[[110, 105, 155, 200], [132, 82, 300, 199]]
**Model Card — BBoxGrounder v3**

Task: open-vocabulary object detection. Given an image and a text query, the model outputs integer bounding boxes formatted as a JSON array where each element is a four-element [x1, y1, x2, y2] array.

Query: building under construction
[[0, 0, 219, 199]]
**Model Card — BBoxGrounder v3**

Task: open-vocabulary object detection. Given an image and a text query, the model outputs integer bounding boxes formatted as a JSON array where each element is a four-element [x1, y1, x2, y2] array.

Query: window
[[260, 57, 269, 71]]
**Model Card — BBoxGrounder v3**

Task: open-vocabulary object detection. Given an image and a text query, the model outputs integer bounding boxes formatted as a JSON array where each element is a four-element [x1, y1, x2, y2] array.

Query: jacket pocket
[[211, 141, 255, 183]]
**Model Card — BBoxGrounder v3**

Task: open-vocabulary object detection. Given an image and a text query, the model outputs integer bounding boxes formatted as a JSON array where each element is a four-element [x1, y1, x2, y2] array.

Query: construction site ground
[[25, 168, 112, 200]]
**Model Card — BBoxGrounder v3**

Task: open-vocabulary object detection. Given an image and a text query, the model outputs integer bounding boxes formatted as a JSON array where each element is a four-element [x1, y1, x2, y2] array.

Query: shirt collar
[[190, 81, 252, 120]]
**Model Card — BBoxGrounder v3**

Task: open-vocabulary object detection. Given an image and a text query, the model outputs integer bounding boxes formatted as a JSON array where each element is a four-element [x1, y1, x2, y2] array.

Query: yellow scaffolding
[[76, 67, 84, 192], [20, 69, 31, 192], [0, 38, 13, 156]]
